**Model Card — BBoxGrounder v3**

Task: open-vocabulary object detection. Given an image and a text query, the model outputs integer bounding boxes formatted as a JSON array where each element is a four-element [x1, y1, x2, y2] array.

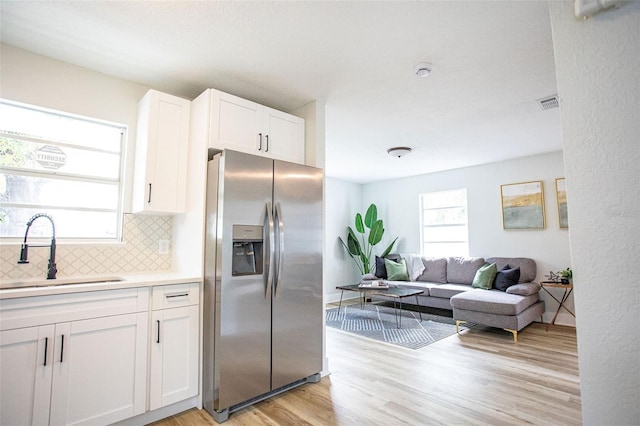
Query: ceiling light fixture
[[387, 147, 412, 158], [414, 62, 433, 77]]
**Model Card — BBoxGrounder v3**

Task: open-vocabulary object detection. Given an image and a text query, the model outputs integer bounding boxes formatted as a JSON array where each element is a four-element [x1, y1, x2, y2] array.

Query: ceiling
[[0, 1, 562, 184]]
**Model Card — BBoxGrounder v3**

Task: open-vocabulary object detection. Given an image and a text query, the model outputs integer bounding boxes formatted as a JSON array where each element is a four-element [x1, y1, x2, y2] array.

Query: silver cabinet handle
[[265, 134, 269, 152], [165, 293, 189, 299], [258, 133, 263, 151], [266, 202, 275, 299]]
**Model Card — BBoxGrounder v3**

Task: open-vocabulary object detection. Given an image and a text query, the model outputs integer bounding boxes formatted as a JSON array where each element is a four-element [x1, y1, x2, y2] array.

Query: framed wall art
[[556, 177, 568, 228], [500, 180, 545, 230]]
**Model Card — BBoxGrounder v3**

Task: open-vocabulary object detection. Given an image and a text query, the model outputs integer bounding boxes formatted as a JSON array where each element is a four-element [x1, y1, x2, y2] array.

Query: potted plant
[[339, 203, 398, 276], [557, 267, 573, 284]]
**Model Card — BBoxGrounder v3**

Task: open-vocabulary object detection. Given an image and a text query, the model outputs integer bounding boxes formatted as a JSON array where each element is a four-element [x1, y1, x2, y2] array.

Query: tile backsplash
[[0, 214, 172, 280]]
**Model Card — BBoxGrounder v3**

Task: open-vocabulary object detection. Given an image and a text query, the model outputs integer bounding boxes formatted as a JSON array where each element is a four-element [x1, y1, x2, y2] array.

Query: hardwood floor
[[151, 319, 581, 425]]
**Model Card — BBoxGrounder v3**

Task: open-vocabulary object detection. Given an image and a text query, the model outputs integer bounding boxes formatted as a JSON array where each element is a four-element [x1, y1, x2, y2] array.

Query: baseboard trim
[[112, 397, 199, 426]]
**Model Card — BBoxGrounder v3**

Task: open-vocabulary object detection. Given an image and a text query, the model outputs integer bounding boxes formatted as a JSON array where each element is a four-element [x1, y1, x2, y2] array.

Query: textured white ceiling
[[0, 1, 562, 183]]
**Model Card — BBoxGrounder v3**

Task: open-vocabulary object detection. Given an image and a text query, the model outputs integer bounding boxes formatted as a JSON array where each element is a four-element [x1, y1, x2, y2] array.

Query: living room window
[[0, 99, 126, 241], [419, 188, 469, 257]]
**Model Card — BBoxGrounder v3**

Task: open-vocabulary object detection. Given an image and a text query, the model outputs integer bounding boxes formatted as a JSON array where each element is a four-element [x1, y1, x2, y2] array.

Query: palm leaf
[[364, 204, 377, 229], [368, 220, 384, 246], [355, 213, 365, 233], [346, 227, 362, 256]]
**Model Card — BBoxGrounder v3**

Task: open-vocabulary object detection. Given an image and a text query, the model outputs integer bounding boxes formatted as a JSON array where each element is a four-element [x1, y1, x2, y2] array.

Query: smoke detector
[[414, 62, 433, 77]]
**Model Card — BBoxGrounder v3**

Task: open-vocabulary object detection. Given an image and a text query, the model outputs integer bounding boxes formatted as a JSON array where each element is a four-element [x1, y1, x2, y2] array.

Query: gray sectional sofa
[[369, 255, 545, 342]]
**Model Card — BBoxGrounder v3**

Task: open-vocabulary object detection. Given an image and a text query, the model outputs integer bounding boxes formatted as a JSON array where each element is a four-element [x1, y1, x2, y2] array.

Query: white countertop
[[0, 272, 202, 300]]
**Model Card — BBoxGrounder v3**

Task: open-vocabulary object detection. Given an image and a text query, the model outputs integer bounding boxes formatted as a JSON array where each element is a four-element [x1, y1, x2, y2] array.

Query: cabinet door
[[0, 325, 54, 426], [149, 305, 199, 410], [133, 90, 190, 214], [49, 313, 148, 426], [210, 90, 262, 154], [262, 107, 305, 164]]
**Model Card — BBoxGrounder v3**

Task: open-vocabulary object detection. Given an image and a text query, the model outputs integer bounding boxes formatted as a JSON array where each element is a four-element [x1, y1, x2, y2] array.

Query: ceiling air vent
[[537, 95, 560, 110]]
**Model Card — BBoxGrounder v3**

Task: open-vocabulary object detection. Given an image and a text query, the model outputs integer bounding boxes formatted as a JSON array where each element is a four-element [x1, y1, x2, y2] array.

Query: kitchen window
[[0, 99, 126, 241], [420, 188, 469, 257]]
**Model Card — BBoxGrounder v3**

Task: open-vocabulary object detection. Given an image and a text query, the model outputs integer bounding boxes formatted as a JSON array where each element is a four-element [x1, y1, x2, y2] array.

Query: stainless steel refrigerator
[[203, 149, 323, 423]]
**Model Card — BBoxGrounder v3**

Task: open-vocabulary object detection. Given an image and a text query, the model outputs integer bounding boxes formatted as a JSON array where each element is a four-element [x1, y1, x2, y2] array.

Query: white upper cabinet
[[262, 107, 305, 163], [206, 89, 305, 164], [133, 89, 191, 214], [211, 91, 261, 154]]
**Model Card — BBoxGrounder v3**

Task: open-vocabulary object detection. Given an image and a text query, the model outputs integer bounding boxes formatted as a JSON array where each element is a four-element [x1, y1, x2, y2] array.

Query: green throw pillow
[[471, 263, 498, 290], [385, 258, 409, 281]]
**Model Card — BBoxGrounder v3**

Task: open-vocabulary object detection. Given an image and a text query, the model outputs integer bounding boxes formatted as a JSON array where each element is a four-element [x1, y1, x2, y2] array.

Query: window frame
[[419, 188, 469, 257], [0, 98, 127, 243]]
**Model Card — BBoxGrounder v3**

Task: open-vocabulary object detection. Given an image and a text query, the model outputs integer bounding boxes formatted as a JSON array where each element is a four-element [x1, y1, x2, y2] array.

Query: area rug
[[326, 303, 473, 350]]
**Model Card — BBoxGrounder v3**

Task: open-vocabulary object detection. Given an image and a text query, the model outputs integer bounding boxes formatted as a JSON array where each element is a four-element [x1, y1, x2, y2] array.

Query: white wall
[[360, 151, 574, 324], [0, 44, 186, 276], [1, 44, 150, 213], [324, 178, 363, 303], [291, 100, 326, 170], [549, 2, 640, 424]]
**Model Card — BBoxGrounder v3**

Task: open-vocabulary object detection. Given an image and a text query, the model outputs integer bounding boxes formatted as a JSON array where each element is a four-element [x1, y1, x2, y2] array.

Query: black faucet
[[18, 213, 57, 280]]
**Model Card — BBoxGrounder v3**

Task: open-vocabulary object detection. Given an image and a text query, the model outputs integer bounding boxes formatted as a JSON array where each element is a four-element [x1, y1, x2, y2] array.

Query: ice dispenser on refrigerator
[[231, 225, 263, 276]]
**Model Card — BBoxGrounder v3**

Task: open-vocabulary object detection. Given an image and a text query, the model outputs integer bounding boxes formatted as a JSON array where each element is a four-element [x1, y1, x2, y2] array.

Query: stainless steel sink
[[0, 276, 125, 290]]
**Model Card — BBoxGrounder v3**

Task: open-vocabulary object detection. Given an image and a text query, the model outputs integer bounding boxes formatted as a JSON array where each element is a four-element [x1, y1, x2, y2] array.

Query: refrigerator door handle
[[266, 202, 275, 299], [275, 202, 284, 297]]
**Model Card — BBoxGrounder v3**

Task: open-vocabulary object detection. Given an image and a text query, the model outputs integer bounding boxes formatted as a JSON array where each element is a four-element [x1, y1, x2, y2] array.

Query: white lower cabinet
[[149, 283, 200, 411], [0, 288, 149, 426], [149, 305, 199, 409], [49, 313, 148, 426], [0, 325, 54, 426]]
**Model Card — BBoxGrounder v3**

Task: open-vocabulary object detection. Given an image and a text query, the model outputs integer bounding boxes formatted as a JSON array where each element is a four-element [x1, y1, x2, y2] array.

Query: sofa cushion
[[494, 266, 521, 291], [375, 254, 401, 279], [385, 258, 409, 281], [416, 257, 447, 283], [486, 257, 536, 283], [429, 283, 473, 299], [471, 263, 498, 290], [447, 257, 485, 285], [506, 282, 541, 296], [450, 289, 539, 316]]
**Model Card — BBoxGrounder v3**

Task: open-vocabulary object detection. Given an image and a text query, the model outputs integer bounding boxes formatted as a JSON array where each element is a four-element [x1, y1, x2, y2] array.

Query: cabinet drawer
[[152, 283, 199, 310], [0, 287, 149, 331]]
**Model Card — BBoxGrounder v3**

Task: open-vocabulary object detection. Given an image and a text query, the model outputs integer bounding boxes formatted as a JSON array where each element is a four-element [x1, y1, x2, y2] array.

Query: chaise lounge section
[[450, 257, 544, 343]]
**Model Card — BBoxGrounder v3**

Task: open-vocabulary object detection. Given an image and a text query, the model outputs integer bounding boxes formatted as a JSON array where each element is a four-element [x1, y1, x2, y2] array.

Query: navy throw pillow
[[494, 265, 521, 291]]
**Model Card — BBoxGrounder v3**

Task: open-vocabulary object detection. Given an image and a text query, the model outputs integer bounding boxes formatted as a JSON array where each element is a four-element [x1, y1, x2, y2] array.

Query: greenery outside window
[[0, 99, 126, 241], [420, 189, 469, 257]]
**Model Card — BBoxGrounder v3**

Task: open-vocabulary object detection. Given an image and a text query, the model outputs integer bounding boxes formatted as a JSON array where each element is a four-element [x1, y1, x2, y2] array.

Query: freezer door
[[210, 150, 274, 411], [272, 160, 324, 389]]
